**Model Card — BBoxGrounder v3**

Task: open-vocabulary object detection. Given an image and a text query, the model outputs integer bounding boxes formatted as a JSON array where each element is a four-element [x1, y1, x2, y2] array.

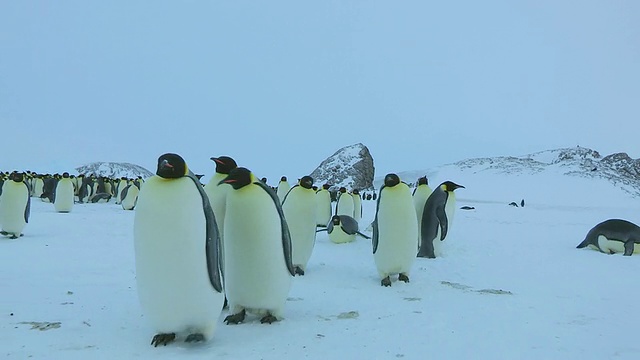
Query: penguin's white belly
[[121, 186, 139, 210], [315, 191, 332, 226], [54, 180, 75, 212], [224, 189, 291, 317], [276, 184, 290, 203], [374, 189, 418, 277], [329, 226, 355, 244], [596, 235, 640, 254], [134, 177, 223, 338], [283, 191, 317, 270], [413, 187, 431, 239], [336, 195, 354, 217], [33, 179, 44, 197], [0, 182, 28, 235], [353, 197, 362, 221]]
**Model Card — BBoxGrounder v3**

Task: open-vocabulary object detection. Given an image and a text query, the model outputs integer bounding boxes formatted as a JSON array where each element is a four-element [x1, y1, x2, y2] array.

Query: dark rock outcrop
[[75, 162, 153, 179], [309, 143, 375, 191]]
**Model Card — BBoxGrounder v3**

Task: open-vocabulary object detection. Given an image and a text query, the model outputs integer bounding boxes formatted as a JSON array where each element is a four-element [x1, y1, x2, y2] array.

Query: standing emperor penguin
[[120, 183, 140, 210], [321, 214, 370, 244], [335, 187, 354, 217], [0, 172, 31, 239], [282, 175, 317, 276], [115, 177, 129, 204], [32, 175, 45, 198], [204, 156, 238, 246], [372, 174, 418, 286], [220, 167, 296, 325], [276, 176, 290, 204], [412, 176, 433, 248], [134, 153, 224, 347], [417, 181, 465, 259], [315, 183, 332, 227], [53, 172, 75, 213], [351, 189, 363, 222]]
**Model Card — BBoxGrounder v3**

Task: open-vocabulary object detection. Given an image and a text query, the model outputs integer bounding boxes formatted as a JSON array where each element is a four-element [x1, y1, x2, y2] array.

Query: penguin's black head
[[299, 176, 313, 189], [220, 167, 253, 190], [331, 215, 341, 225], [352, 189, 360, 195], [384, 173, 400, 187], [441, 181, 465, 192], [312, 185, 318, 191], [211, 156, 238, 175], [323, 183, 331, 190], [280, 176, 287, 182], [417, 176, 428, 186], [10, 172, 24, 183], [156, 153, 187, 179], [339, 187, 347, 193], [62, 172, 70, 178], [261, 177, 268, 183]]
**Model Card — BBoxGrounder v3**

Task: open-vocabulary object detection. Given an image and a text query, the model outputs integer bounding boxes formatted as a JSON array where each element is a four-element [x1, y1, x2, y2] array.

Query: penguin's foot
[[9, 234, 18, 239], [185, 333, 205, 343], [260, 314, 278, 324], [0, 231, 8, 236], [294, 266, 305, 276], [417, 252, 436, 259], [398, 273, 410, 283], [224, 309, 246, 325], [223, 297, 228, 309], [151, 333, 176, 347], [381, 276, 392, 287]]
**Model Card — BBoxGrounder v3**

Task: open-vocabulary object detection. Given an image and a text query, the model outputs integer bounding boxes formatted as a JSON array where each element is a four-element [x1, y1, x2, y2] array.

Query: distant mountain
[[75, 162, 153, 179], [382, 146, 640, 205], [309, 143, 375, 191]]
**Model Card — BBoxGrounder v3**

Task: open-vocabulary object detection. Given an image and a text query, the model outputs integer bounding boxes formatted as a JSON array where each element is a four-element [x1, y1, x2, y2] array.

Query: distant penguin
[[77, 176, 93, 203], [282, 175, 317, 275], [115, 177, 128, 204], [276, 176, 290, 204], [0, 172, 31, 239], [417, 181, 465, 259], [372, 174, 418, 286], [335, 187, 354, 217], [412, 176, 433, 247], [32, 175, 45, 198], [508, 202, 519, 207], [120, 184, 140, 210], [520, 199, 525, 207], [134, 153, 224, 346], [220, 167, 295, 325], [321, 214, 370, 244], [40, 176, 56, 203], [315, 183, 332, 227], [351, 189, 362, 222], [90, 193, 112, 203], [53, 172, 74, 213], [577, 219, 640, 256]]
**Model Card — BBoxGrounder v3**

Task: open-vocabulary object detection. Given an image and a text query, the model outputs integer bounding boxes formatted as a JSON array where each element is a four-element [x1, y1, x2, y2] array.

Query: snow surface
[[2, 163, 640, 359]]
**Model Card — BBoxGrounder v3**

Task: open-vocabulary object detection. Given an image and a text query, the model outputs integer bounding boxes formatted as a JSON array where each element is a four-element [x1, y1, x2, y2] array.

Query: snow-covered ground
[[2, 165, 640, 359]]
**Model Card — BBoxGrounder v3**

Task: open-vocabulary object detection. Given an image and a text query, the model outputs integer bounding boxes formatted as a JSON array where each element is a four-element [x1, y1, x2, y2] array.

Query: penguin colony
[[3, 151, 636, 348]]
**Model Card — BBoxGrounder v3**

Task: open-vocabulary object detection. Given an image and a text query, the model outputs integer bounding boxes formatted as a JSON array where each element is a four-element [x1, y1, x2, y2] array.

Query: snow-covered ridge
[[75, 162, 153, 179]]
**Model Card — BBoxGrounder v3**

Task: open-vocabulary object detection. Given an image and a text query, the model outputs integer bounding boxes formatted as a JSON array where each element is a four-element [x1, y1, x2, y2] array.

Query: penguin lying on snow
[[577, 219, 640, 256], [317, 214, 370, 244]]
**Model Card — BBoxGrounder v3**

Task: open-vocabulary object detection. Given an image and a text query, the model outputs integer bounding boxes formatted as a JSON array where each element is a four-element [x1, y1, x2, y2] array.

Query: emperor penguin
[[372, 174, 418, 286], [53, 172, 75, 213], [335, 187, 354, 217], [32, 175, 45, 198], [320, 214, 370, 244], [134, 153, 224, 346], [276, 176, 290, 204], [577, 219, 640, 256], [40, 175, 56, 203], [120, 183, 140, 210], [282, 175, 317, 275], [115, 177, 129, 204], [219, 167, 295, 325], [204, 156, 238, 243], [351, 189, 363, 222], [412, 176, 433, 248], [315, 183, 332, 227], [0, 172, 31, 239], [417, 181, 465, 259]]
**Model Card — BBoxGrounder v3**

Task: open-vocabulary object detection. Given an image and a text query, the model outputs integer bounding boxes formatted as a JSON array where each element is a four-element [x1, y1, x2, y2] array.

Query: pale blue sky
[[1, 1, 638, 182]]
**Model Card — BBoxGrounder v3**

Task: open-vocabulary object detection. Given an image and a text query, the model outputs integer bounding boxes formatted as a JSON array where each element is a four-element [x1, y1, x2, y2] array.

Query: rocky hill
[[309, 143, 375, 191], [75, 162, 153, 179]]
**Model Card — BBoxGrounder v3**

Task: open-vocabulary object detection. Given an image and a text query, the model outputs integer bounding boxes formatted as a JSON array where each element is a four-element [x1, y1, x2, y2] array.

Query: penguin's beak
[[160, 159, 173, 169], [211, 157, 223, 165], [219, 178, 236, 185]]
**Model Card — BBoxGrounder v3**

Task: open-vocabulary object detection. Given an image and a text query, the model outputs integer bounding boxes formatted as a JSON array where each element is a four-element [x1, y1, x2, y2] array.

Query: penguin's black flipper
[[24, 194, 31, 223], [624, 241, 634, 256], [255, 181, 296, 276], [356, 231, 371, 240], [315, 228, 329, 233], [436, 205, 448, 241], [187, 171, 224, 293]]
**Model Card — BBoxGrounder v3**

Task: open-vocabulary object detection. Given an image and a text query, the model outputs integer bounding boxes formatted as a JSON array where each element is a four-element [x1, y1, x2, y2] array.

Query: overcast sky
[[1, 1, 639, 182]]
